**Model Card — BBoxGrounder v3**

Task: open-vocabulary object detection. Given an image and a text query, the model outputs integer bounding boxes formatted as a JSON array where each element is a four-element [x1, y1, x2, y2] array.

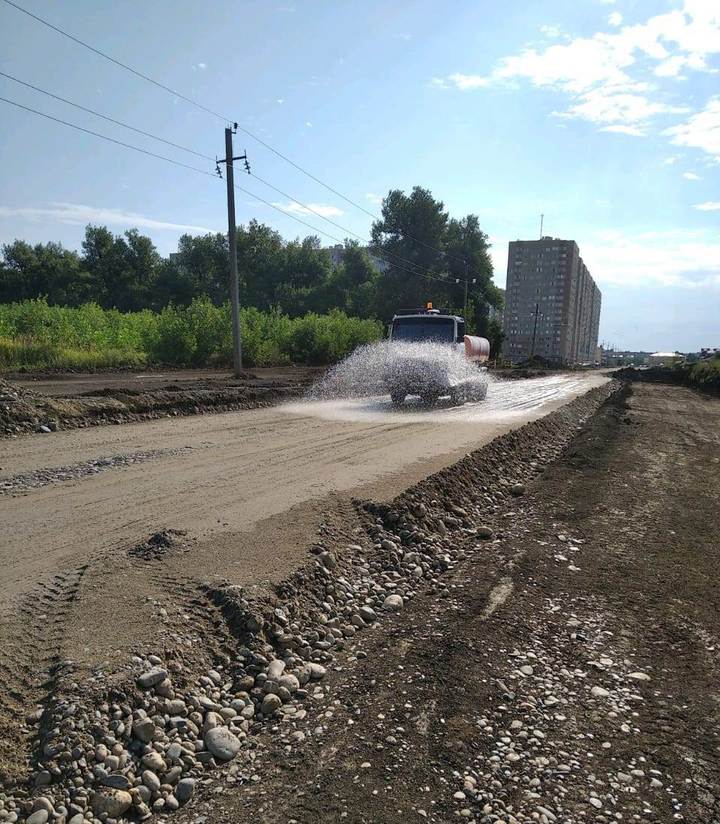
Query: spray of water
[[307, 340, 487, 401]]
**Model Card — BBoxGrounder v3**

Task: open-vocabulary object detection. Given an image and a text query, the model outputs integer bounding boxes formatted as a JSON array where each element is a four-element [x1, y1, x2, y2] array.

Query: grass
[[0, 298, 382, 372], [679, 355, 720, 394]]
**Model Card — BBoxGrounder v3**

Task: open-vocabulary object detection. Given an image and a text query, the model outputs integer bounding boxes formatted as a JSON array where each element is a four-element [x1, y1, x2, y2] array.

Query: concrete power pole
[[224, 127, 242, 376], [218, 126, 250, 378]]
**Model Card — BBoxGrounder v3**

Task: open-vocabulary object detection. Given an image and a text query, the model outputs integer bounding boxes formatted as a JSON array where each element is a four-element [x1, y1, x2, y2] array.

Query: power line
[[0, 93, 454, 290], [1, 68, 450, 281], [0, 95, 215, 176], [244, 167, 436, 280], [1, 0, 230, 123], [1, 0, 468, 266], [0, 69, 423, 275], [0, 70, 211, 161], [231, 173, 453, 286]]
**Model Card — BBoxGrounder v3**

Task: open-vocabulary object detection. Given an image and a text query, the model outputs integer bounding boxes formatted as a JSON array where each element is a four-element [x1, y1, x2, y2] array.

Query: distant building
[[649, 352, 683, 366], [700, 347, 719, 359], [326, 244, 389, 274], [600, 348, 652, 366], [502, 237, 601, 365]]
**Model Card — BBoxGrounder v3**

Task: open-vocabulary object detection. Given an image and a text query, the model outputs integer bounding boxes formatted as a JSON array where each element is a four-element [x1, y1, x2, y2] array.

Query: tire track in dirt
[[0, 564, 89, 783]]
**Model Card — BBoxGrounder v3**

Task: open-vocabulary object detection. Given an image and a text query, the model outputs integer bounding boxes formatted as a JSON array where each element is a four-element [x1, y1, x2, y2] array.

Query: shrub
[[0, 298, 383, 371]]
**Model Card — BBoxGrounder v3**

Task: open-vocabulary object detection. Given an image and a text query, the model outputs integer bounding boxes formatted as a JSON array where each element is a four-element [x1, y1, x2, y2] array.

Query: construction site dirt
[[0, 375, 718, 824]]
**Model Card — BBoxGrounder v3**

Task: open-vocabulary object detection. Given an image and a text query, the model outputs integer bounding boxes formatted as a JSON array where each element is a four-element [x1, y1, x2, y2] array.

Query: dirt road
[[174, 382, 720, 824], [0, 372, 605, 781], [0, 373, 606, 620], [2, 378, 718, 823]]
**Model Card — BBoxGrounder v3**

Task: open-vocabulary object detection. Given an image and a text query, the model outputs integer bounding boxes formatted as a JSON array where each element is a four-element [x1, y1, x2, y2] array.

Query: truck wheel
[[450, 386, 464, 405], [390, 390, 406, 407], [421, 393, 438, 407]]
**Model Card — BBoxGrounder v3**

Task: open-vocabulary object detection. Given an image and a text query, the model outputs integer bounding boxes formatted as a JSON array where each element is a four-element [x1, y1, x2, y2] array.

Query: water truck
[[384, 304, 490, 407]]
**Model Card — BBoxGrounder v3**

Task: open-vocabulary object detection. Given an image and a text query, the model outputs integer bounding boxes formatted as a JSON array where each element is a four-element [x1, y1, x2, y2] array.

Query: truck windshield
[[392, 317, 455, 342]]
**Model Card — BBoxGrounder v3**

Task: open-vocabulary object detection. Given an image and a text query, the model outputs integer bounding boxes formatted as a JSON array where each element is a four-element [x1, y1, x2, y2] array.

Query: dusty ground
[[0, 373, 606, 670], [0, 367, 318, 436], [0, 373, 605, 783], [9, 366, 321, 398], [1, 378, 718, 824], [168, 382, 720, 824]]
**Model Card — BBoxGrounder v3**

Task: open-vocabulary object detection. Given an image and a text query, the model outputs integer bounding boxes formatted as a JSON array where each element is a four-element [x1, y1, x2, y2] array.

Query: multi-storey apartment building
[[503, 237, 601, 365]]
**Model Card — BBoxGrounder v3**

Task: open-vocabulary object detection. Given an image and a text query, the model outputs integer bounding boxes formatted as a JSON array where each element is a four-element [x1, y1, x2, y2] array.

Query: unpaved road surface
[[1, 379, 718, 824], [0, 373, 606, 620], [10, 366, 320, 398], [0, 373, 603, 782], [174, 382, 720, 824]]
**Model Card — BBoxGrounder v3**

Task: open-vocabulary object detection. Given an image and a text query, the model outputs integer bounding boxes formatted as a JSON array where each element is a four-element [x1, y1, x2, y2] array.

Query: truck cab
[[384, 305, 489, 407], [390, 307, 465, 347]]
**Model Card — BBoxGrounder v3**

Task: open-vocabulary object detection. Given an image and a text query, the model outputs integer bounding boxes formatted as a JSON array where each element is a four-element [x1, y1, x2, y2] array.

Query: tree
[[237, 221, 291, 311], [0, 240, 87, 305], [173, 232, 228, 306], [81, 226, 161, 311], [371, 187, 450, 319]]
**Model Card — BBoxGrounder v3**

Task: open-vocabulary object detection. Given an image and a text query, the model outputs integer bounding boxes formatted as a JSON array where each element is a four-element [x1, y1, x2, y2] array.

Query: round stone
[[382, 594, 404, 611], [176, 777, 196, 804], [204, 726, 241, 761], [91, 789, 132, 818], [261, 693, 282, 716]]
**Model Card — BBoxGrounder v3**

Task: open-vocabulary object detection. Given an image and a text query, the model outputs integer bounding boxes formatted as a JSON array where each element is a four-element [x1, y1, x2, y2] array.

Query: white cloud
[[683, 171, 701, 179], [665, 97, 720, 160], [272, 201, 344, 219], [394, 33, 413, 41], [487, 229, 720, 291], [562, 88, 687, 126], [446, 72, 491, 90], [305, 121, 313, 127], [0, 202, 215, 234], [582, 229, 720, 287], [365, 192, 383, 205], [432, 1, 720, 139], [663, 155, 680, 164], [601, 124, 646, 136], [540, 25, 562, 39], [694, 201, 720, 210], [276, 98, 284, 104], [191, 62, 207, 72]]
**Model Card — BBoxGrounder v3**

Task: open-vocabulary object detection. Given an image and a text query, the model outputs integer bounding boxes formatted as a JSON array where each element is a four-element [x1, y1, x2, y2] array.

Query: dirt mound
[[128, 529, 190, 561], [0, 374, 312, 438], [0, 379, 51, 434]]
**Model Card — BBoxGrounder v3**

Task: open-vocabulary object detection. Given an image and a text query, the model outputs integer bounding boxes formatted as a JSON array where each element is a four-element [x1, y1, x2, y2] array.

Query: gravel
[[1, 381, 622, 824], [0, 448, 192, 496]]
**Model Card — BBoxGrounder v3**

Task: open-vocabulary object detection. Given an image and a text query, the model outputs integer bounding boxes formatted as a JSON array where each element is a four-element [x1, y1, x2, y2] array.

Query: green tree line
[[0, 187, 504, 348]]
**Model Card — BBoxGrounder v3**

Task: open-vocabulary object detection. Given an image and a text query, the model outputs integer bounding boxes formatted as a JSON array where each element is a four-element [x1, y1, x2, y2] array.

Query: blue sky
[[0, 0, 718, 351]]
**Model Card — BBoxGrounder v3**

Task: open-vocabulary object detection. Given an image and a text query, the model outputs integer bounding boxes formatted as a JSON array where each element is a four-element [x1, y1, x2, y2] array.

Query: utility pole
[[217, 124, 250, 377], [530, 302, 540, 358], [463, 262, 469, 319], [456, 263, 476, 322]]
